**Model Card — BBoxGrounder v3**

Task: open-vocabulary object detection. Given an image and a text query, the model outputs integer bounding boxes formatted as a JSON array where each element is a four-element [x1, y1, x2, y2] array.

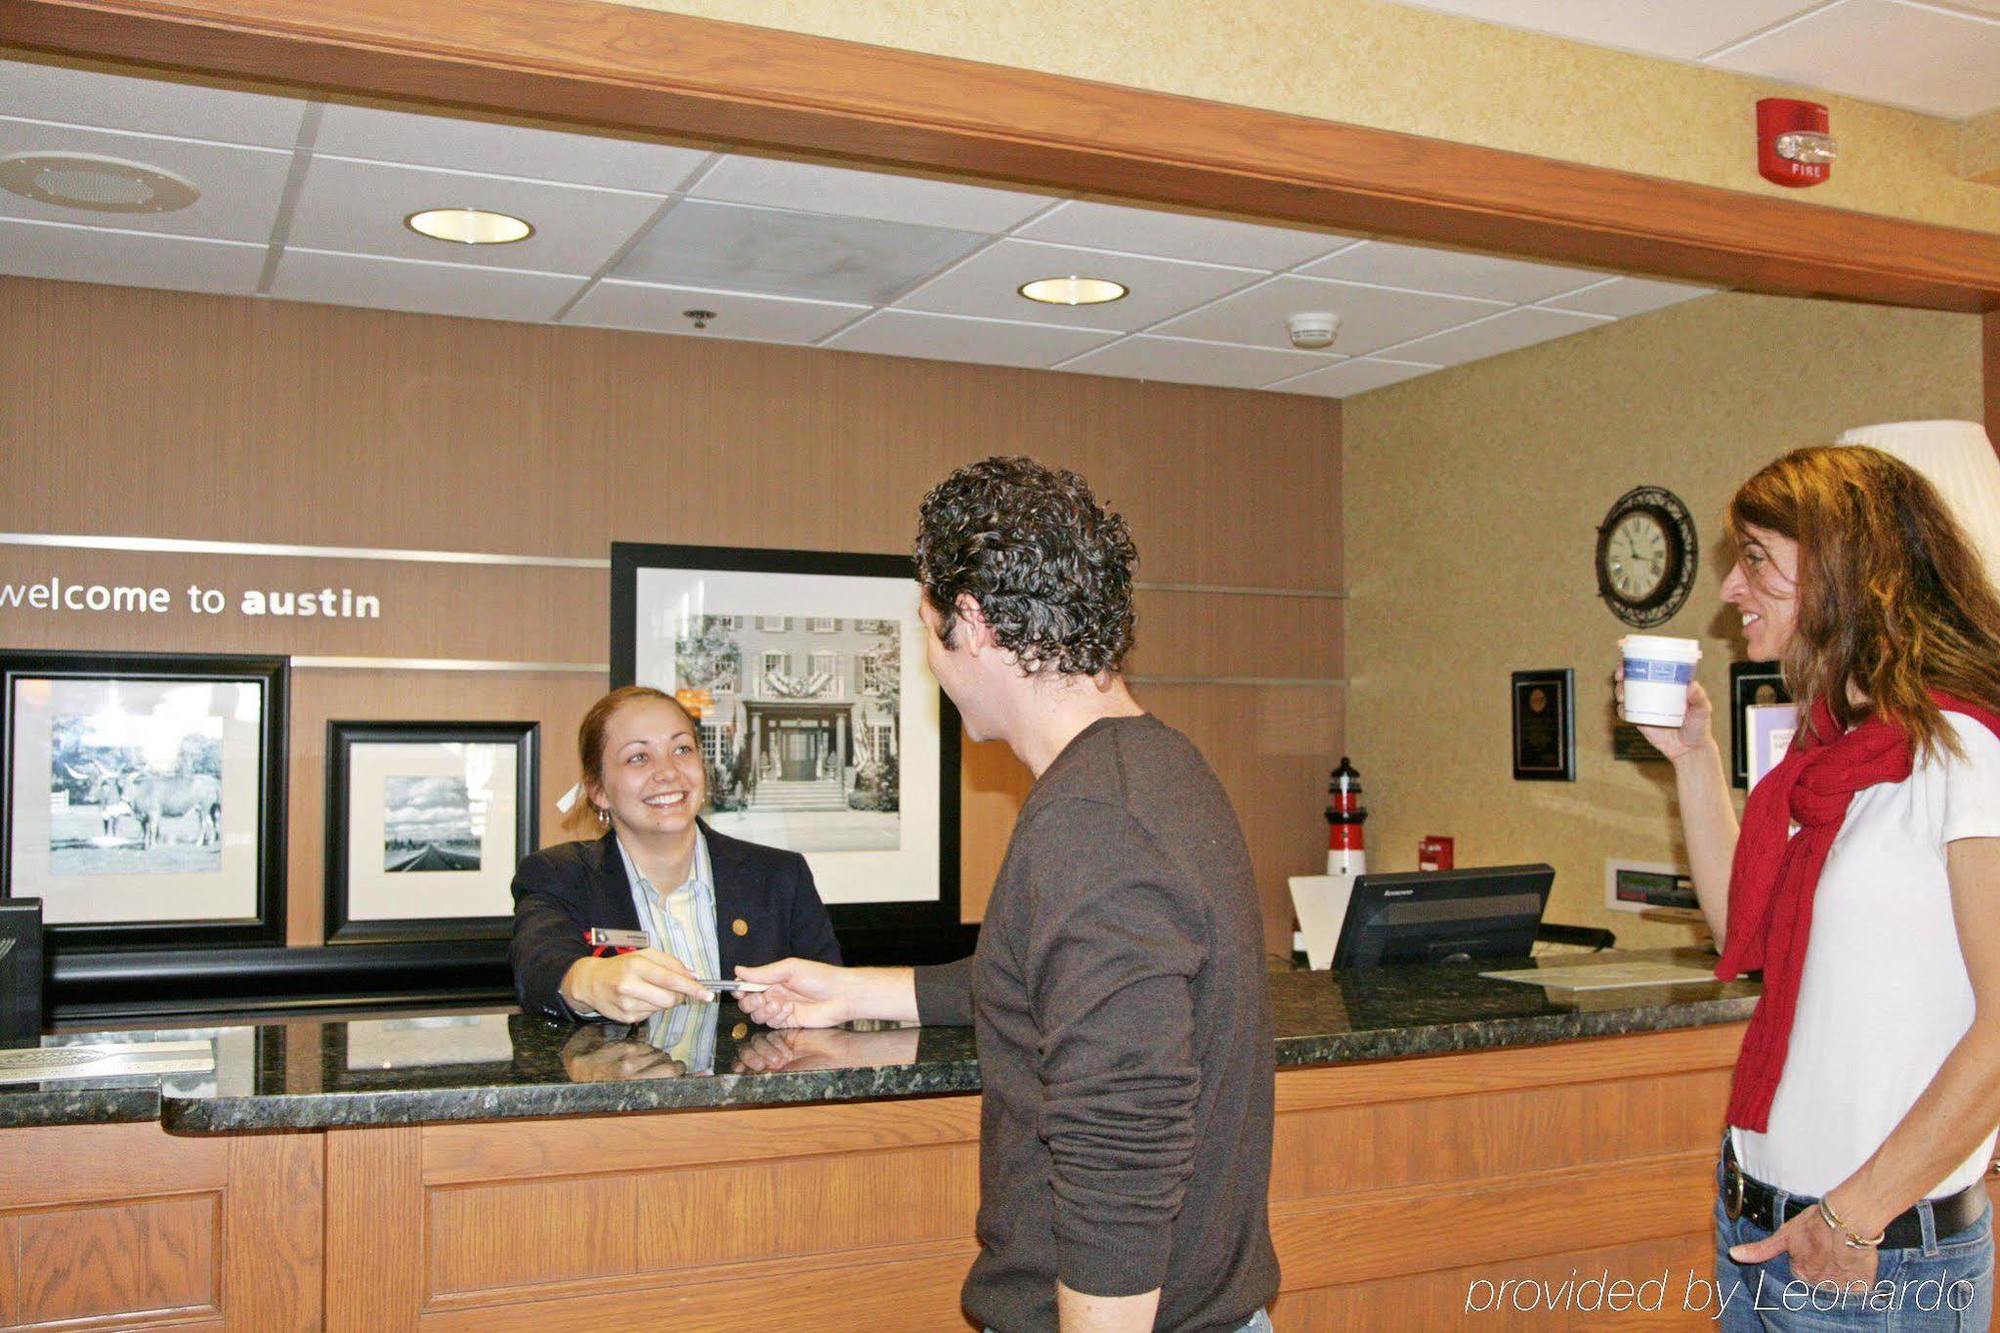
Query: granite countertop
[[0, 1024, 264, 1129], [2, 949, 1757, 1133]]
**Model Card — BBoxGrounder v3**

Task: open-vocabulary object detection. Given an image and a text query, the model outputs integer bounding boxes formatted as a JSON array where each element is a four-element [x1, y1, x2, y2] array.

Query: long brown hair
[[565, 685, 698, 835], [1728, 445, 2000, 758]]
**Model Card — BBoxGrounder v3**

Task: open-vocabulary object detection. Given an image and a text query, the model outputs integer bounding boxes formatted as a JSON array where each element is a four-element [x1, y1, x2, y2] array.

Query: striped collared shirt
[[643, 999, 719, 1076], [613, 831, 719, 982]]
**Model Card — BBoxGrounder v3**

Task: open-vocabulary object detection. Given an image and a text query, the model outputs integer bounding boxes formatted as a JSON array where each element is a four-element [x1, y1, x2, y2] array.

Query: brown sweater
[[915, 714, 1279, 1333]]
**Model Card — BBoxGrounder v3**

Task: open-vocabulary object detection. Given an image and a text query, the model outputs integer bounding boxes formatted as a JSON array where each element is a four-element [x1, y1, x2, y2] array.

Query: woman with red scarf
[[1628, 445, 2000, 1328]]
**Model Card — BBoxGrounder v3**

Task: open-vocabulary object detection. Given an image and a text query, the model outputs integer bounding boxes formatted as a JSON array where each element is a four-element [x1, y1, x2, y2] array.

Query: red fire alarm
[[1757, 98, 1836, 188]]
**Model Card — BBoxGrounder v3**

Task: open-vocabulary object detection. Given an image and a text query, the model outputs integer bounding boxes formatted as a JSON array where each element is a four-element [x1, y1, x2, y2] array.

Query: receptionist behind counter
[[509, 686, 842, 1022]]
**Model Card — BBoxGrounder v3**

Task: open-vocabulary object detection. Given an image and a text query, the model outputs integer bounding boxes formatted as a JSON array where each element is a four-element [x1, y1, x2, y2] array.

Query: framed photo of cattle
[[324, 720, 537, 944], [0, 651, 287, 953], [612, 542, 968, 964]]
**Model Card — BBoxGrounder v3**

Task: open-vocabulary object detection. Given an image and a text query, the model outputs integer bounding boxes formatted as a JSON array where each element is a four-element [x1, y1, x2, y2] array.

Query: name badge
[[585, 927, 650, 957]]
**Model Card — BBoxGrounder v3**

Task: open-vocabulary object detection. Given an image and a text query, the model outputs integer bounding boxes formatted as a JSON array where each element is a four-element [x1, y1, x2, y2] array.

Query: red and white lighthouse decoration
[[1325, 756, 1368, 879]]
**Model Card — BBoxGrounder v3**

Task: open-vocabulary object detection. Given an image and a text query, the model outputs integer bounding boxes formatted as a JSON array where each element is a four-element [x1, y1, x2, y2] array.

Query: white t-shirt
[[1734, 711, 2000, 1199]]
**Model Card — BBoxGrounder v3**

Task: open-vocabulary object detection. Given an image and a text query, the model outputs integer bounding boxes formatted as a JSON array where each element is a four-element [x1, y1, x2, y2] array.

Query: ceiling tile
[[1376, 306, 1611, 365], [1541, 276, 1715, 317], [0, 119, 292, 242], [1706, 0, 2000, 117], [270, 248, 583, 321], [897, 238, 1260, 332], [1270, 357, 1442, 398], [1014, 200, 1357, 270], [287, 156, 665, 276], [1381, 1, 1825, 60], [822, 310, 1116, 369], [1299, 240, 1605, 303], [1058, 335, 1336, 389], [0, 57, 309, 147], [614, 199, 986, 304], [690, 155, 1053, 232], [1153, 274, 1504, 356], [0, 216, 266, 295], [314, 102, 710, 192], [566, 279, 868, 344]]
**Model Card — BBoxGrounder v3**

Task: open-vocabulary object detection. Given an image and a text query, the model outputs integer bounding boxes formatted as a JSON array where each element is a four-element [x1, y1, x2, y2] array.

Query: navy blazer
[[509, 822, 842, 1020]]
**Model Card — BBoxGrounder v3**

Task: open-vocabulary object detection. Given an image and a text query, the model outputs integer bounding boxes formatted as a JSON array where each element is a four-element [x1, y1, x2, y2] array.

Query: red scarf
[[1716, 691, 2000, 1131]]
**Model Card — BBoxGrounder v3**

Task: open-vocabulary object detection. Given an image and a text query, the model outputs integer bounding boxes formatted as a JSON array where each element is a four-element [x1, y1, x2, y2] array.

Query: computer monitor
[[1331, 863, 1554, 968]]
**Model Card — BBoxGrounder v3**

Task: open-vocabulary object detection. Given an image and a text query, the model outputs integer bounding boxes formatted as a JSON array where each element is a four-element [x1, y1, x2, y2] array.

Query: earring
[[595, 806, 610, 829]]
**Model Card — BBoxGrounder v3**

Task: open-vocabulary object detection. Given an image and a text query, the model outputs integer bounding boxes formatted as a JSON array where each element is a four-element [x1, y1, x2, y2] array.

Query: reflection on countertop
[[0, 1024, 262, 1129], [0, 948, 1755, 1133]]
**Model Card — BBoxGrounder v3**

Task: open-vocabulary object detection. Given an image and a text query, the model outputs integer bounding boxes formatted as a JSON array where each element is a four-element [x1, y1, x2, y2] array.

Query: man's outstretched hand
[[734, 958, 853, 1028]]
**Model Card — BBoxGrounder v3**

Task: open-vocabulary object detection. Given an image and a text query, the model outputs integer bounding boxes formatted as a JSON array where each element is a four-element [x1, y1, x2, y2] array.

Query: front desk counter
[[1, 949, 1773, 1330]]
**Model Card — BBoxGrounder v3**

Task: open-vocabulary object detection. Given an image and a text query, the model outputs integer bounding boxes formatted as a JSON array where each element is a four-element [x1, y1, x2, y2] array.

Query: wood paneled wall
[[0, 276, 1343, 953]]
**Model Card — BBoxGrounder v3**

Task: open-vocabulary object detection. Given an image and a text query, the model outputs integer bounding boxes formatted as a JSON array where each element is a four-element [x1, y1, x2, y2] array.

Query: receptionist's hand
[[560, 948, 712, 1023], [560, 1026, 687, 1082], [1615, 667, 1717, 765]]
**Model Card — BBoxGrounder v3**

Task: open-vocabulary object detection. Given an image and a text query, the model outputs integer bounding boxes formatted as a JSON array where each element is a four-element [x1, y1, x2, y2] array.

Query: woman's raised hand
[[1615, 666, 1717, 764]]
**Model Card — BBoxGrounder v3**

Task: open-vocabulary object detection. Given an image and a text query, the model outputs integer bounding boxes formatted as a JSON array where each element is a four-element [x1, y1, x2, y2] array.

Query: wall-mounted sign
[[0, 576, 381, 619]]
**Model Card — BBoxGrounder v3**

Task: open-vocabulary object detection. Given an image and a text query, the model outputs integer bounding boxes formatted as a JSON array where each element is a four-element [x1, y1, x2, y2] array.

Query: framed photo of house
[[0, 650, 287, 953], [324, 720, 537, 944], [611, 543, 962, 953]]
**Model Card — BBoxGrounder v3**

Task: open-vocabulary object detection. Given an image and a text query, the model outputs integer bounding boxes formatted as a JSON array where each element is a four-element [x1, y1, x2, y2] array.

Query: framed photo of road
[[0, 650, 287, 951], [324, 720, 537, 944]]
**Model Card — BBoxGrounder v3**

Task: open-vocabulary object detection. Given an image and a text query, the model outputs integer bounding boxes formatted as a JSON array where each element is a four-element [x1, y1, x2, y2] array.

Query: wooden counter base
[[9, 1021, 1927, 1331]]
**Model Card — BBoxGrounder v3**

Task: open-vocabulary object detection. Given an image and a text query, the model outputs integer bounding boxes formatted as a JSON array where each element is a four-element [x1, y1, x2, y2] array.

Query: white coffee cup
[[1620, 635, 1702, 727]]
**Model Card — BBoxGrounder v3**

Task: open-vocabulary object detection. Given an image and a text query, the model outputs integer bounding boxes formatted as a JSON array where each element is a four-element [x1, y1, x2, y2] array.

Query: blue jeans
[[1712, 1159, 1994, 1330]]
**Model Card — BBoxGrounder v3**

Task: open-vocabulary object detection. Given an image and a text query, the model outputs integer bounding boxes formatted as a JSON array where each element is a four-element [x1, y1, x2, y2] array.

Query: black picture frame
[[324, 720, 539, 944], [1511, 668, 1576, 782], [611, 542, 965, 961], [0, 650, 288, 958], [1729, 661, 1792, 789]]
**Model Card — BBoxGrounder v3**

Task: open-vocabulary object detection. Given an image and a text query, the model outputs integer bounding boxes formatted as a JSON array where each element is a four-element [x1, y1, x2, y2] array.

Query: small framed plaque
[[1611, 723, 1668, 764], [1512, 669, 1576, 782], [1728, 662, 1792, 789]]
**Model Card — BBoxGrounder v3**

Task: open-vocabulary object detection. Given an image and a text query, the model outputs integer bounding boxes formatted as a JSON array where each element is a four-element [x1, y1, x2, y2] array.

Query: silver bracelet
[[1816, 1195, 1886, 1249]]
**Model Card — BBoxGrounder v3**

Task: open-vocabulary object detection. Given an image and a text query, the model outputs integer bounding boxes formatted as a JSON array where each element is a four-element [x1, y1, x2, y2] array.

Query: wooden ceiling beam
[[4, 0, 1999, 311]]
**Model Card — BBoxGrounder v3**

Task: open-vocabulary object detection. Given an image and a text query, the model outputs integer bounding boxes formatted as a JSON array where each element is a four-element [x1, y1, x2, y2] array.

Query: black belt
[[1722, 1143, 1987, 1251]]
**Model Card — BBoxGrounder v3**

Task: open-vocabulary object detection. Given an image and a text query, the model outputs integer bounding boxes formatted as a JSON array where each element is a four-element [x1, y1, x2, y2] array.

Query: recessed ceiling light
[[404, 207, 534, 245], [0, 153, 199, 213], [1019, 276, 1127, 306]]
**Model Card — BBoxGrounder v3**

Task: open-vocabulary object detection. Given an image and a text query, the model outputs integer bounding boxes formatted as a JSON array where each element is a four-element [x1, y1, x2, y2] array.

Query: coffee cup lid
[[1620, 634, 1702, 659]]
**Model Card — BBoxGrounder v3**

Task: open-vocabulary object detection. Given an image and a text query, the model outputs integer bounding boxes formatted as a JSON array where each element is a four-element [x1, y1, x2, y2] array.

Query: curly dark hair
[[915, 456, 1138, 677]]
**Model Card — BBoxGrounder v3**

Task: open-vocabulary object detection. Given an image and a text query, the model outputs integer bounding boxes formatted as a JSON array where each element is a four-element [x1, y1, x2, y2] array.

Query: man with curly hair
[[741, 458, 1279, 1333]]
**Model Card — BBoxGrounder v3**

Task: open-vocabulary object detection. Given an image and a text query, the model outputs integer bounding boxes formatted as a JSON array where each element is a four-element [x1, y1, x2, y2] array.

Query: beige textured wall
[[1342, 293, 1984, 947], [610, 0, 2000, 235], [1965, 108, 2000, 186]]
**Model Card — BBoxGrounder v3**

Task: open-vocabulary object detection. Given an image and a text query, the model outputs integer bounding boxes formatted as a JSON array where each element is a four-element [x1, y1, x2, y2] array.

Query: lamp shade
[[1834, 419, 2000, 593]]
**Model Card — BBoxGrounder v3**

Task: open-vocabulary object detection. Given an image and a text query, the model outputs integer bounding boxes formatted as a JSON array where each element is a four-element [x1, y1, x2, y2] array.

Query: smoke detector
[[0, 153, 199, 214], [1286, 311, 1340, 350]]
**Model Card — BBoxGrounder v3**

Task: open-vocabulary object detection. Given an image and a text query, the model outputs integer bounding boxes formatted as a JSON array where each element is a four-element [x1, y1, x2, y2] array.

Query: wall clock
[[1595, 485, 1698, 628]]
